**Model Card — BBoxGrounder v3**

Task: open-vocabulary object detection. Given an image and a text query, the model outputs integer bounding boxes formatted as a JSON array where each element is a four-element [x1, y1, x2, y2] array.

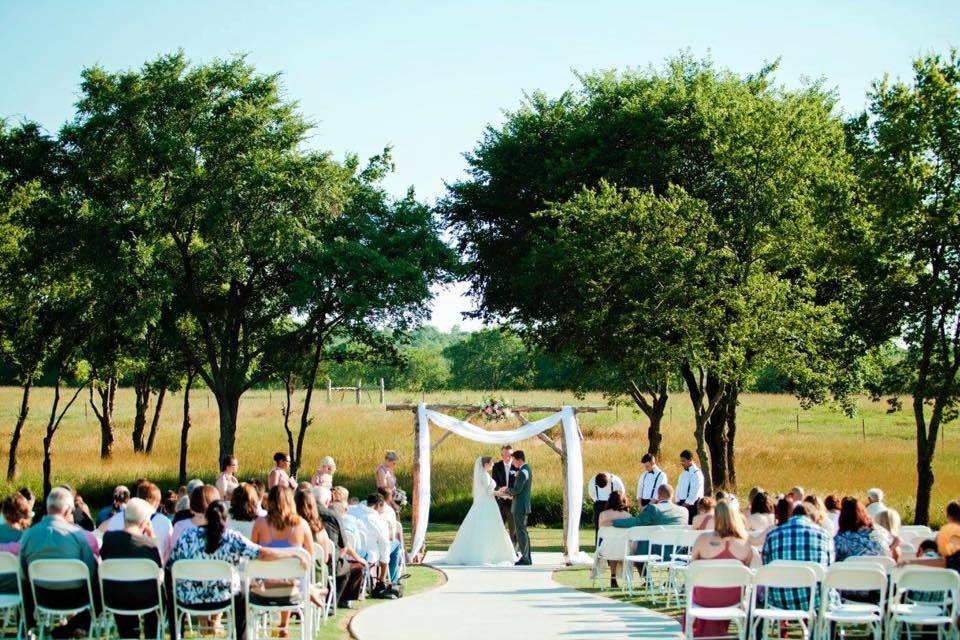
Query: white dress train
[[442, 458, 518, 566]]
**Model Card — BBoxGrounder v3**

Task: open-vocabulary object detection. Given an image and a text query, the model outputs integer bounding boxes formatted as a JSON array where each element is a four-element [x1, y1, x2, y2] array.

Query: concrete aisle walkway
[[350, 551, 682, 640]]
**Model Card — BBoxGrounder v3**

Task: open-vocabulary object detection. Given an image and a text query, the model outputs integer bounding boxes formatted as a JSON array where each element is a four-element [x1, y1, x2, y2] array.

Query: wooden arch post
[[386, 403, 609, 564]]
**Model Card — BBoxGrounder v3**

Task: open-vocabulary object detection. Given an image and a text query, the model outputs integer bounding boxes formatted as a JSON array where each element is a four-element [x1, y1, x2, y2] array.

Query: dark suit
[[492, 459, 517, 543]]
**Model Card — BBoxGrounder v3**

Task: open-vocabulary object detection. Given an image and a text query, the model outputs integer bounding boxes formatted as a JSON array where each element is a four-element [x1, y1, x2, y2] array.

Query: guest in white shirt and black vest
[[675, 449, 704, 523], [588, 472, 625, 545], [636, 453, 668, 507]]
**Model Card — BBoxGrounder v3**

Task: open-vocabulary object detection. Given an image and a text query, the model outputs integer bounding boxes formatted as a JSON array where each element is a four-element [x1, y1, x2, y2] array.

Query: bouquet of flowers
[[480, 397, 512, 420]]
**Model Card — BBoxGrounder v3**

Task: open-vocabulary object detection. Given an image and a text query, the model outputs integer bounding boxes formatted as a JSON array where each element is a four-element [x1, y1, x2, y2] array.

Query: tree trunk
[[282, 375, 296, 474], [145, 387, 166, 453], [912, 393, 943, 525], [680, 364, 722, 497], [90, 377, 117, 459], [725, 383, 739, 489], [704, 375, 729, 491], [294, 339, 324, 476], [627, 377, 668, 458], [7, 378, 32, 481], [178, 373, 195, 487], [131, 375, 151, 452], [215, 388, 241, 463]]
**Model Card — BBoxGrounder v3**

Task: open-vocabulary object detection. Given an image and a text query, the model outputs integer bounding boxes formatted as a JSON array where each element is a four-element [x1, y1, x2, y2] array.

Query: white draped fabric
[[412, 403, 588, 563]]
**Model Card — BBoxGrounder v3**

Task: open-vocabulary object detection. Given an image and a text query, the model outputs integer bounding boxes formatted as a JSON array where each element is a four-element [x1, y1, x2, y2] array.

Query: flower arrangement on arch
[[480, 397, 512, 420]]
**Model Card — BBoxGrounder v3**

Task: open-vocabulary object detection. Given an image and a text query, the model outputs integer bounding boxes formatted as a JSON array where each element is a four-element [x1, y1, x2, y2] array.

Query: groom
[[507, 450, 533, 566]]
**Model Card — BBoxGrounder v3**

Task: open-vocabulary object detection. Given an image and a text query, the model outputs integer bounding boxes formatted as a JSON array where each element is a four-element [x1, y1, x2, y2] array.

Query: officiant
[[492, 444, 517, 543]]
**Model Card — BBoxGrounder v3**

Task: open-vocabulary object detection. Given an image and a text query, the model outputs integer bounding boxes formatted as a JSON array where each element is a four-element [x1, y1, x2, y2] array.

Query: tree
[[275, 152, 457, 475], [443, 329, 533, 390], [441, 55, 856, 490], [62, 52, 355, 461], [847, 51, 960, 524]]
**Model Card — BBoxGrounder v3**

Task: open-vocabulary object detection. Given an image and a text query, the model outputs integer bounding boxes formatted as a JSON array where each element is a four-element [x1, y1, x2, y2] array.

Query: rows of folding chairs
[[681, 558, 960, 640], [0, 550, 338, 640]]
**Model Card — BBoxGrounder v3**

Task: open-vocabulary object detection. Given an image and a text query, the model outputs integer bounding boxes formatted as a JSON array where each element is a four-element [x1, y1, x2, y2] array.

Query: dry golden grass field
[[0, 387, 957, 525]]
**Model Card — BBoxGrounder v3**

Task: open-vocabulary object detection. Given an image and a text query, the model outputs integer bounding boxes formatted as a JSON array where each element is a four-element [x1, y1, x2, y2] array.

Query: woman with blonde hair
[[687, 501, 759, 637], [875, 507, 902, 562], [251, 486, 319, 636], [803, 495, 835, 535]]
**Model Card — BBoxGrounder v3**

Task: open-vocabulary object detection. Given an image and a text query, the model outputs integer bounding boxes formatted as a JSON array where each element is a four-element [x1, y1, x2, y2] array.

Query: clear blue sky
[[1, 1, 956, 330]]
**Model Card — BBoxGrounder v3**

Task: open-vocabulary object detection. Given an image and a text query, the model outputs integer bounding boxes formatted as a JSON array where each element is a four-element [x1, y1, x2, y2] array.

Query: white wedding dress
[[442, 458, 518, 566]]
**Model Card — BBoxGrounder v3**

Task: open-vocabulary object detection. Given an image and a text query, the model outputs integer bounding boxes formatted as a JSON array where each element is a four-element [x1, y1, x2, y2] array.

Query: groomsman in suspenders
[[587, 472, 625, 545], [635, 453, 668, 507], [675, 449, 704, 524]]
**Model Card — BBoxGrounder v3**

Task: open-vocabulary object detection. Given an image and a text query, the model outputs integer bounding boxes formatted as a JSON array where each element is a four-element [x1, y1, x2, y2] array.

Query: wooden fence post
[[356, 380, 362, 405], [379, 378, 385, 404]]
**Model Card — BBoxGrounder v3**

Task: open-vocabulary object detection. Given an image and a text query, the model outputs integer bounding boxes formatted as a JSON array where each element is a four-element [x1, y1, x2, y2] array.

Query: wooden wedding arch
[[386, 403, 611, 562]]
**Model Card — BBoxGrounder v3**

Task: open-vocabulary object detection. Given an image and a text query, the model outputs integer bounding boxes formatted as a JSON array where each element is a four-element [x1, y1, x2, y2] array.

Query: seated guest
[[215, 456, 240, 500], [315, 485, 366, 606], [376, 487, 404, 550], [267, 452, 297, 490], [168, 501, 305, 640], [0, 493, 31, 544], [59, 484, 95, 531], [97, 485, 130, 526], [692, 497, 716, 531], [774, 497, 793, 526], [834, 496, 891, 561], [686, 501, 758, 638], [789, 486, 805, 506], [865, 488, 886, 518], [170, 485, 220, 556], [761, 502, 834, 612], [0, 493, 31, 595], [802, 495, 835, 535], [824, 494, 841, 529], [874, 508, 902, 562], [100, 498, 162, 639], [104, 481, 173, 563], [596, 491, 631, 588], [251, 486, 322, 633], [354, 493, 402, 598], [173, 479, 205, 523], [904, 501, 960, 572], [311, 456, 337, 489], [294, 486, 332, 563], [917, 538, 940, 559], [227, 483, 261, 540], [19, 488, 99, 637], [747, 492, 775, 531], [613, 484, 688, 528]]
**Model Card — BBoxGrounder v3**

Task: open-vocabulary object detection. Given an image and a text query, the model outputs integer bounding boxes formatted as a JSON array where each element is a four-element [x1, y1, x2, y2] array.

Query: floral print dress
[[169, 527, 262, 604]]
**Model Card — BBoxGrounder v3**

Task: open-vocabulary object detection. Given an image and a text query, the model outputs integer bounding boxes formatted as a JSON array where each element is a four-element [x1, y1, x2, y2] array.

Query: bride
[[442, 456, 518, 565]]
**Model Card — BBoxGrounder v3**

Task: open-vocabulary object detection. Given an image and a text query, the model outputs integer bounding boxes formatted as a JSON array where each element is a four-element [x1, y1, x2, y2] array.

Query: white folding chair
[[900, 526, 934, 539], [899, 542, 918, 560], [171, 560, 238, 640], [646, 529, 684, 600], [0, 552, 24, 639], [817, 565, 887, 640], [312, 542, 336, 624], [28, 559, 98, 640], [98, 559, 164, 640], [885, 567, 960, 640], [245, 552, 312, 640], [623, 526, 663, 595], [684, 560, 753, 640], [843, 555, 896, 573], [667, 529, 704, 607], [592, 527, 629, 589], [749, 564, 817, 639]]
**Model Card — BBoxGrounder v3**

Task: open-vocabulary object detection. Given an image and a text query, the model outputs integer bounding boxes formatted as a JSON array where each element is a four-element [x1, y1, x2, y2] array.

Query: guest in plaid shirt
[[761, 502, 834, 609]]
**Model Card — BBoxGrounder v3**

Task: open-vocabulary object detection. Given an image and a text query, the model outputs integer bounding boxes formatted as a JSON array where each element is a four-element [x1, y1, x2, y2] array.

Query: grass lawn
[[315, 565, 445, 640], [553, 565, 683, 620]]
